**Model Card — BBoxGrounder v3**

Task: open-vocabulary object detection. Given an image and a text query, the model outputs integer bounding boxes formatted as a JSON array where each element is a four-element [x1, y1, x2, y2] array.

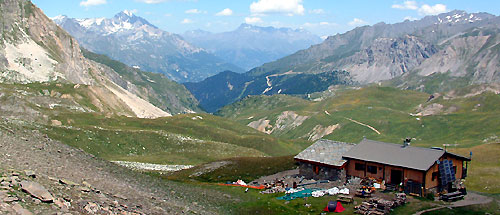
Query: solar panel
[[439, 160, 456, 185]]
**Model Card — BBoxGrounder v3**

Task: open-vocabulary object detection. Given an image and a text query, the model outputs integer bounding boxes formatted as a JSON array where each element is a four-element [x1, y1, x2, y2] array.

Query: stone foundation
[[298, 162, 346, 181]]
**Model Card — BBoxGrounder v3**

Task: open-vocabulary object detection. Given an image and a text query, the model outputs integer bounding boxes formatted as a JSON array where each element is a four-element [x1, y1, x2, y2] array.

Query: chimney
[[403, 138, 411, 147]]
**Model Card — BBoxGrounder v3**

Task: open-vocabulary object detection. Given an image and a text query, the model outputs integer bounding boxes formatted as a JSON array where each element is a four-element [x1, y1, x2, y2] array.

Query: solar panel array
[[439, 160, 456, 185]]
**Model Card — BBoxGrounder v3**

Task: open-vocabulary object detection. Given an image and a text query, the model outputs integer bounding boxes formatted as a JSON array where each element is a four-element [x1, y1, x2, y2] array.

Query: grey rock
[[59, 179, 78, 186], [24, 170, 36, 178], [3, 196, 19, 203], [11, 203, 33, 215], [20, 180, 54, 202]]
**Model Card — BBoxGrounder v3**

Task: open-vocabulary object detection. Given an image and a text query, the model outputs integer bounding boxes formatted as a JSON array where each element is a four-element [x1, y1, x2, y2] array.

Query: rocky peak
[[433, 10, 495, 25], [112, 10, 155, 28]]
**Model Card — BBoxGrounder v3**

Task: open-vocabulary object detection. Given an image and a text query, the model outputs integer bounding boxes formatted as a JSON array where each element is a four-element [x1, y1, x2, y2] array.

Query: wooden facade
[[295, 139, 470, 196], [345, 153, 469, 194]]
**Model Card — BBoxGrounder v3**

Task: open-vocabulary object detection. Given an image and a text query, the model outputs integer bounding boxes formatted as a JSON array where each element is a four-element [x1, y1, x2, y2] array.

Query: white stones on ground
[[84, 202, 102, 214], [111, 161, 193, 172], [20, 180, 54, 202], [54, 198, 71, 210]]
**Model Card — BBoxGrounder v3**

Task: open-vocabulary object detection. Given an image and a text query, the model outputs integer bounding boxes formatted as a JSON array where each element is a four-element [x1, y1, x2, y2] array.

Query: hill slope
[[218, 85, 500, 148], [0, 0, 200, 116]]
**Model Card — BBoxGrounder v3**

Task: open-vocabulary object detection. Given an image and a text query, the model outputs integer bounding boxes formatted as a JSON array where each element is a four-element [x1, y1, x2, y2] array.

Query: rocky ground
[[0, 118, 232, 214]]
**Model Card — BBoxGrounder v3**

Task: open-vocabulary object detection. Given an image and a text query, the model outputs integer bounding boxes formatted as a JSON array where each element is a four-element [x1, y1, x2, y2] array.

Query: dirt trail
[[262, 71, 302, 94], [345, 117, 381, 134], [413, 192, 493, 215]]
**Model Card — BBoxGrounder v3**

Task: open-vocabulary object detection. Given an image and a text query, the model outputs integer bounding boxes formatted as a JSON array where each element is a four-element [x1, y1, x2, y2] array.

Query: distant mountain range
[[183, 24, 322, 70], [53, 11, 243, 82], [186, 10, 500, 112]]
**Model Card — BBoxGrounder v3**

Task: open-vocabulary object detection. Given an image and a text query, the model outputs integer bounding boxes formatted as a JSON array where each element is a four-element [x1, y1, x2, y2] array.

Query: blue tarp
[[276, 188, 319, 201]]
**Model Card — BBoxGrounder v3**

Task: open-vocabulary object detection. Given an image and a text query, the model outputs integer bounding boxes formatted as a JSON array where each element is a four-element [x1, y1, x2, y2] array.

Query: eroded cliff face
[[0, 0, 93, 84], [332, 35, 438, 83], [0, 0, 172, 118]]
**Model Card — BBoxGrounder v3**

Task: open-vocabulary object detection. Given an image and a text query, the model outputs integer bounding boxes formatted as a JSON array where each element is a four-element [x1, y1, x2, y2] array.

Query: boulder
[[59, 179, 79, 186], [24, 170, 36, 178], [20, 181, 54, 202], [11, 203, 33, 215]]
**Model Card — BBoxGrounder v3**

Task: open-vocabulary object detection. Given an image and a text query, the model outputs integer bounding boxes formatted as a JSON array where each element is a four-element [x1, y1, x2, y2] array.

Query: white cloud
[[245, 17, 263, 24], [310, 9, 325, 14], [250, 0, 305, 16], [216, 8, 233, 16], [392, 1, 418, 10], [181, 18, 193, 24], [348, 18, 368, 26], [185, 9, 204, 14], [392, 1, 448, 16], [418, 4, 447, 15], [80, 0, 107, 7]]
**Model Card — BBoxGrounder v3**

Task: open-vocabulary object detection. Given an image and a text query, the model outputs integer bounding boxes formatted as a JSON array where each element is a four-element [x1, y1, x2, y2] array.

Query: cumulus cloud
[[250, 0, 305, 16], [391, 1, 418, 10], [181, 18, 193, 24], [216, 8, 233, 16], [392, 1, 448, 16], [348, 18, 368, 26], [418, 4, 447, 15], [245, 17, 263, 24], [80, 0, 107, 7]]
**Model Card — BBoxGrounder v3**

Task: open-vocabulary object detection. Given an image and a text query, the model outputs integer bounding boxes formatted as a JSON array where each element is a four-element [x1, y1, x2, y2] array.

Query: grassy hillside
[[0, 82, 309, 165], [168, 156, 297, 183], [218, 86, 500, 148], [43, 112, 310, 165]]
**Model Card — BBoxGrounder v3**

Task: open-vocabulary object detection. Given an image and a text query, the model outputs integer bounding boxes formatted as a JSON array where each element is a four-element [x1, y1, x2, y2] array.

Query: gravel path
[[413, 192, 493, 215]]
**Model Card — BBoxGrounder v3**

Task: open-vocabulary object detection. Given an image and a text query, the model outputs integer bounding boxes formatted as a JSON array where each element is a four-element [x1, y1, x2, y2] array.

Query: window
[[314, 165, 319, 174], [432, 172, 438, 181], [355, 163, 365, 171], [453, 166, 457, 174], [367, 165, 377, 174]]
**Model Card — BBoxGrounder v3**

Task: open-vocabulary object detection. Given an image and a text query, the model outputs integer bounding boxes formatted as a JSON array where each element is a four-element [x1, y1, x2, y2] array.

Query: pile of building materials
[[354, 193, 407, 215]]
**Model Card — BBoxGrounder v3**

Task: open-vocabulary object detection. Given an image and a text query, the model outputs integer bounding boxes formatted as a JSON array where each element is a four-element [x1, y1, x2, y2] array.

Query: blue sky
[[32, 0, 500, 37]]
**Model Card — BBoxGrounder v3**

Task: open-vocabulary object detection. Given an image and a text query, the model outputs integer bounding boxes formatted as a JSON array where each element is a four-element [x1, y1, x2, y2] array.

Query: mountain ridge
[[53, 11, 243, 82], [186, 10, 500, 112], [182, 23, 322, 70]]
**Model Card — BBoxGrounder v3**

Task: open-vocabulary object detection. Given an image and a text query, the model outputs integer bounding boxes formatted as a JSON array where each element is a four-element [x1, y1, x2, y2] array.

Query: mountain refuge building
[[294, 139, 471, 196]]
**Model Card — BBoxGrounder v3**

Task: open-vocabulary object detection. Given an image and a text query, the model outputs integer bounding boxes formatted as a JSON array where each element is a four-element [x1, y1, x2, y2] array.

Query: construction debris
[[354, 193, 407, 215]]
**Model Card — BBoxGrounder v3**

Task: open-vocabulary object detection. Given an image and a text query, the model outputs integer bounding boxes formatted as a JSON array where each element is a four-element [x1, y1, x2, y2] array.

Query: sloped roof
[[343, 139, 445, 171], [294, 139, 356, 167]]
